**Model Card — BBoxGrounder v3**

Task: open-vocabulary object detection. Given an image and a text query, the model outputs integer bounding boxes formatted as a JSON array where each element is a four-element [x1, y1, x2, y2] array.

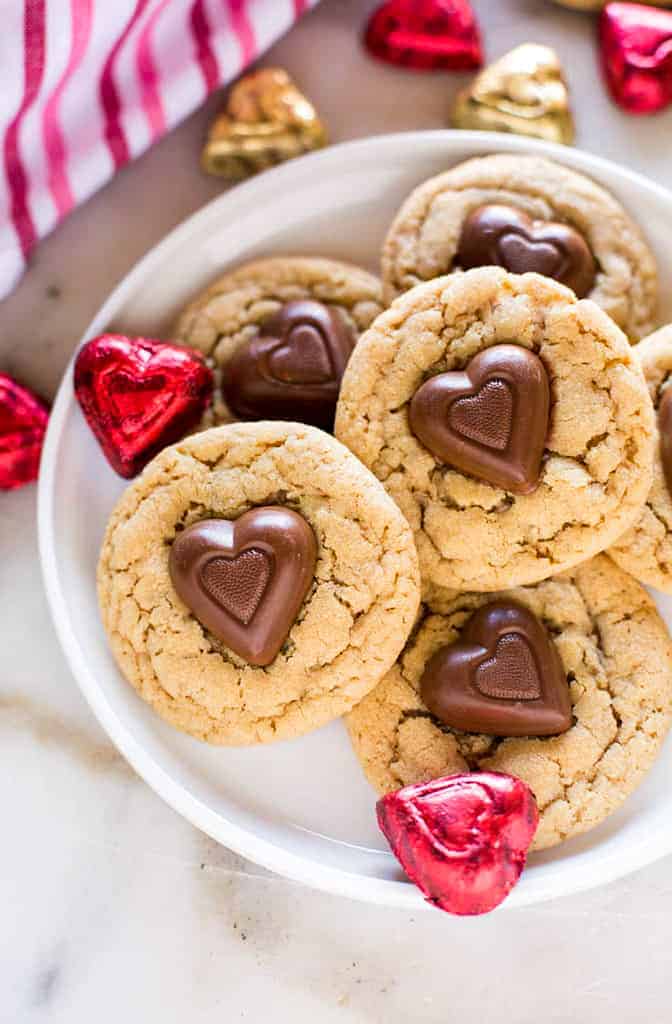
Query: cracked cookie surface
[[346, 555, 672, 850], [174, 256, 383, 426], [97, 422, 420, 745], [610, 326, 672, 592], [381, 154, 658, 341], [334, 267, 654, 591]]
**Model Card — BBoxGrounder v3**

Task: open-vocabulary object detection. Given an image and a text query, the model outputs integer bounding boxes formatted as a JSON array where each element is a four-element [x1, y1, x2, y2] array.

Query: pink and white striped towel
[[0, 0, 318, 301]]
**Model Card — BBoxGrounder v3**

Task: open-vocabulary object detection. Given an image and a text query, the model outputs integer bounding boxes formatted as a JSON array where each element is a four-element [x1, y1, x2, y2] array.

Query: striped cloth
[[0, 0, 318, 300]]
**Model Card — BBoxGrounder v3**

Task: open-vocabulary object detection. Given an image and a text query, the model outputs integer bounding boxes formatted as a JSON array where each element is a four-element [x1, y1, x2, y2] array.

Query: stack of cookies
[[96, 153, 672, 857]]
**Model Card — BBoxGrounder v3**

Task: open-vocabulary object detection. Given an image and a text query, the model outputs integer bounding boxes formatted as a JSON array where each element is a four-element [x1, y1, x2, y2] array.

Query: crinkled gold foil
[[202, 68, 327, 180], [451, 44, 574, 145]]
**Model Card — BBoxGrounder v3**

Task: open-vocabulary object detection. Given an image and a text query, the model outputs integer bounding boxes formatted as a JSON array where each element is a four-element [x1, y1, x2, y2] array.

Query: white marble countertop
[[2, 1, 672, 1021]]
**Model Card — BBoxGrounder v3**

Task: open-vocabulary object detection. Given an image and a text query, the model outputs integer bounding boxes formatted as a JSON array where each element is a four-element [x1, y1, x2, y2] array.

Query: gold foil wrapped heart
[[451, 43, 575, 145], [202, 68, 327, 181]]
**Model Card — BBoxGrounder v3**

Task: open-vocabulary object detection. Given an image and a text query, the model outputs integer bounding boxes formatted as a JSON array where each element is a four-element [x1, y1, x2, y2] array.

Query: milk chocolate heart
[[658, 387, 672, 496], [409, 344, 550, 494], [457, 205, 596, 298], [222, 300, 355, 430], [377, 771, 538, 915], [169, 506, 317, 666], [420, 601, 572, 736]]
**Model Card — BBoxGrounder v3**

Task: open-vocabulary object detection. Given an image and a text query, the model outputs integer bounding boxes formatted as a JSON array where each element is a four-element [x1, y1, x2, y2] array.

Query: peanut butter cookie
[[174, 256, 383, 430], [98, 422, 420, 745], [347, 555, 672, 850], [381, 154, 657, 340], [335, 268, 654, 591], [610, 325, 672, 592]]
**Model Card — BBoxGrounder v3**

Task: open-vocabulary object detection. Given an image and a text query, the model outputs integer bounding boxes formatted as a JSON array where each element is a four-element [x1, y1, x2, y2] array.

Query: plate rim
[[38, 130, 672, 913]]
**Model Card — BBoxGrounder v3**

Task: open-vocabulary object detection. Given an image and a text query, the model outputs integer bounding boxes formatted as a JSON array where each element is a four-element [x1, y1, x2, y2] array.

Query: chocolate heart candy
[[600, 3, 672, 115], [201, 68, 327, 180], [420, 600, 572, 736], [451, 43, 575, 145], [0, 373, 49, 491], [659, 388, 672, 496], [74, 334, 214, 478], [222, 300, 355, 430], [408, 344, 550, 494], [169, 506, 317, 666], [363, 0, 483, 72], [457, 204, 596, 298], [377, 771, 538, 915]]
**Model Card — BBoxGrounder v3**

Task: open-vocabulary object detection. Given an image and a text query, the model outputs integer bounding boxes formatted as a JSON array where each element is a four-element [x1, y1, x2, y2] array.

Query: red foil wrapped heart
[[377, 772, 538, 915], [600, 2, 672, 114], [0, 373, 50, 491], [74, 334, 213, 478], [364, 0, 483, 71]]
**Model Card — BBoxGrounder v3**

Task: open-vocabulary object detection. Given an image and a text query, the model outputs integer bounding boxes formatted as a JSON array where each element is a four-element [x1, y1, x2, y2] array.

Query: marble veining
[[0, 694, 131, 775]]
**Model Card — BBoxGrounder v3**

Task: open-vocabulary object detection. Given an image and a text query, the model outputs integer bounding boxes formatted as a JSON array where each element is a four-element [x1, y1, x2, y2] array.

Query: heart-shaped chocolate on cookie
[[449, 378, 513, 451], [169, 506, 317, 666], [659, 388, 672, 497], [408, 344, 550, 494], [200, 550, 272, 626], [222, 300, 355, 430], [267, 323, 333, 384], [457, 204, 596, 298], [420, 600, 572, 736]]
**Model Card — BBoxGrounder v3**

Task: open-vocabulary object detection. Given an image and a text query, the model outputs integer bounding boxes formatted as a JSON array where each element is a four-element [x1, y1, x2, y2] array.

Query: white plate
[[39, 131, 672, 912]]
